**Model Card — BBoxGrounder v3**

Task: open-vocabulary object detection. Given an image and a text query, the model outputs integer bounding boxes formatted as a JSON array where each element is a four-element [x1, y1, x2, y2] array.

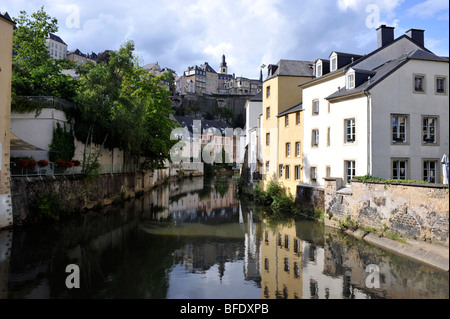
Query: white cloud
[[407, 0, 449, 19]]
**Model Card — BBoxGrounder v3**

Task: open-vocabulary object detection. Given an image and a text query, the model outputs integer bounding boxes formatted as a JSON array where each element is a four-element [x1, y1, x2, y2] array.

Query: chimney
[[376, 25, 395, 48], [406, 28, 425, 47]]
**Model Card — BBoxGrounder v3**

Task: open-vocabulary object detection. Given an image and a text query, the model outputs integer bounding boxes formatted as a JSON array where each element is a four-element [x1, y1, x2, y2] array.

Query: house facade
[[301, 26, 449, 187], [261, 60, 314, 190], [45, 33, 67, 60], [66, 48, 96, 65], [0, 12, 15, 229], [276, 103, 305, 196]]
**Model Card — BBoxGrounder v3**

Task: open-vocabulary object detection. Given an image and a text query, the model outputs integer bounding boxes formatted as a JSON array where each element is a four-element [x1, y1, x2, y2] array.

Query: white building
[[302, 26, 449, 187], [45, 33, 67, 60]]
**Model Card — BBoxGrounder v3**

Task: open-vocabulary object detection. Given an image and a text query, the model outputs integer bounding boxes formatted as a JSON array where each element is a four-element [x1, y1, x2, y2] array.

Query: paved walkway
[[346, 230, 449, 271], [364, 234, 449, 271]]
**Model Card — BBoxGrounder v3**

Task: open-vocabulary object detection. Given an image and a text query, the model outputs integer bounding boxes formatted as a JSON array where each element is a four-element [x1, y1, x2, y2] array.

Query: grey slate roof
[[266, 59, 314, 81], [277, 102, 303, 117], [48, 33, 67, 45], [172, 115, 232, 136], [325, 48, 447, 100], [0, 11, 15, 24], [249, 90, 263, 102]]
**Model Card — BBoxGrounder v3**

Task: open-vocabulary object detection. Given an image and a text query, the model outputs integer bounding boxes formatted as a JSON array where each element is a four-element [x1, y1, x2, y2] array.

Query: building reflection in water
[[1, 176, 448, 299]]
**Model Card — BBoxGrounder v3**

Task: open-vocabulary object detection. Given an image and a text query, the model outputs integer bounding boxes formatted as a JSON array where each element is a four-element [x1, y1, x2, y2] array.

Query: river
[[0, 176, 448, 299]]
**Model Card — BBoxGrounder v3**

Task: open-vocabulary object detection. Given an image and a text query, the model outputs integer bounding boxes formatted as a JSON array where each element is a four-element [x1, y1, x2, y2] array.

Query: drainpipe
[[364, 90, 372, 176]]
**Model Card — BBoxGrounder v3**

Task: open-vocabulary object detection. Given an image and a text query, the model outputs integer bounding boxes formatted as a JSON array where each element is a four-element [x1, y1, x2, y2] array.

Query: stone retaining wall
[[324, 178, 449, 245], [9, 169, 171, 227]]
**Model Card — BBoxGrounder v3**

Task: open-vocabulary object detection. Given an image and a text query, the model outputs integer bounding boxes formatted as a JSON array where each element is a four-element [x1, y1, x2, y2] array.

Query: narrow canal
[[0, 176, 448, 299]]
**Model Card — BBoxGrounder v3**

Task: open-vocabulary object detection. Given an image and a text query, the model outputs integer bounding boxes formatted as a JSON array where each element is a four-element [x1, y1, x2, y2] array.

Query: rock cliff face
[[171, 93, 251, 129]]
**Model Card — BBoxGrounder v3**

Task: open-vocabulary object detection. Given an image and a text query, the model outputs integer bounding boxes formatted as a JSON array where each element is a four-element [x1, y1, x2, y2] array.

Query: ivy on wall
[[48, 122, 75, 162]]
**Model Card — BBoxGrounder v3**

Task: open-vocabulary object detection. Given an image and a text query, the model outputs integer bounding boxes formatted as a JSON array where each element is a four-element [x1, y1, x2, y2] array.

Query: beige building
[[276, 103, 305, 196], [45, 33, 67, 60], [0, 12, 15, 229], [66, 49, 96, 66], [261, 60, 314, 191], [260, 220, 303, 299]]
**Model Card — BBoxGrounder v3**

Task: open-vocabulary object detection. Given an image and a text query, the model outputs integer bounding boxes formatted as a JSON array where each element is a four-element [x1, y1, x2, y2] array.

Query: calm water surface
[[0, 176, 448, 299]]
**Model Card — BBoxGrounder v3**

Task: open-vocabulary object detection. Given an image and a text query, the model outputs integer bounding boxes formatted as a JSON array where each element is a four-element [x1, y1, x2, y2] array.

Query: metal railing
[[10, 162, 141, 178]]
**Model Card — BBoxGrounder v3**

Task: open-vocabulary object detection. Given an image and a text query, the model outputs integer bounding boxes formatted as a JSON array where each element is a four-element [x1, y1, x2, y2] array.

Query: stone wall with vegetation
[[10, 169, 170, 226], [324, 178, 449, 245]]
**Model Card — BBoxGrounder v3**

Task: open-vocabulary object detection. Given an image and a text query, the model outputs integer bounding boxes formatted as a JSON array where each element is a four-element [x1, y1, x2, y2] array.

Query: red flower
[[37, 160, 49, 167], [14, 158, 37, 168]]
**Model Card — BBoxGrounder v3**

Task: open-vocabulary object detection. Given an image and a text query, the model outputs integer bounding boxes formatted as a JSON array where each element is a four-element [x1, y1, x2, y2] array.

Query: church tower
[[220, 54, 228, 74]]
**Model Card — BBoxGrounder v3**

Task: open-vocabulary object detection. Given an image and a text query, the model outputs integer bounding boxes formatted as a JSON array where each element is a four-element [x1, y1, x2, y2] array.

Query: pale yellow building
[[261, 60, 314, 191], [66, 49, 96, 66], [260, 220, 303, 299], [276, 103, 304, 196], [0, 12, 15, 229], [45, 33, 67, 60]]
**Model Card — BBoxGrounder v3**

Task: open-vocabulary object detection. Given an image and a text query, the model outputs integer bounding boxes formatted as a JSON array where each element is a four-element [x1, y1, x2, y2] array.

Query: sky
[[2, 0, 449, 79]]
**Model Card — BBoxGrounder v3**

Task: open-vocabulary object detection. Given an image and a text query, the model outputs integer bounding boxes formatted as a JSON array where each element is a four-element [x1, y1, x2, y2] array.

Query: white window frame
[[345, 118, 355, 143], [311, 167, 317, 183], [392, 159, 408, 180], [331, 56, 337, 72], [312, 130, 319, 147], [392, 115, 408, 144], [296, 142, 301, 157], [279, 165, 284, 178], [422, 116, 438, 144], [435, 76, 447, 95], [285, 165, 290, 180], [423, 159, 438, 183], [286, 143, 291, 157], [316, 62, 322, 77], [347, 73, 355, 89], [345, 160, 356, 184], [295, 165, 301, 181], [312, 100, 319, 115]]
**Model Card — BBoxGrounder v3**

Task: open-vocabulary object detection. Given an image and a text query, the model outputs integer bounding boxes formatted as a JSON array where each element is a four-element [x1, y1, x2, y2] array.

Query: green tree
[[72, 41, 176, 170], [12, 6, 77, 100], [48, 122, 75, 162]]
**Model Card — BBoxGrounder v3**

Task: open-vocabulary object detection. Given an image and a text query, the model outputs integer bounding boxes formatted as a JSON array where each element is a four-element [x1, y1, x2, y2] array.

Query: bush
[[29, 191, 63, 222]]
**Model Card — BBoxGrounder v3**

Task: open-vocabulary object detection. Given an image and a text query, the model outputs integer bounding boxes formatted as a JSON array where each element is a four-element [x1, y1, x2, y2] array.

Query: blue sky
[[2, 0, 448, 79]]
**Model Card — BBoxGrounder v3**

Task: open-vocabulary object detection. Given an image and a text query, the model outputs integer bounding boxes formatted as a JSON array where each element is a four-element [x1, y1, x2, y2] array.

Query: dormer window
[[316, 63, 322, 77], [331, 56, 337, 72], [347, 72, 355, 89]]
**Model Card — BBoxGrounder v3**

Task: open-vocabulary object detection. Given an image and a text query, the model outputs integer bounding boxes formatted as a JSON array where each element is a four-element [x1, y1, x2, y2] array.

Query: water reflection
[[0, 176, 448, 299]]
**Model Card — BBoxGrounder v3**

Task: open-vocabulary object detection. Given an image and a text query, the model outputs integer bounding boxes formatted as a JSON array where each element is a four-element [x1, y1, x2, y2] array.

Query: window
[[264, 258, 269, 271], [392, 115, 408, 144], [296, 142, 301, 157], [295, 166, 301, 181], [266, 86, 271, 98], [294, 238, 300, 253], [345, 118, 355, 143], [286, 165, 291, 179], [284, 235, 290, 249], [316, 63, 322, 77], [296, 112, 301, 125], [312, 100, 319, 115], [294, 262, 300, 278], [393, 159, 408, 180], [423, 160, 438, 183], [414, 75, 425, 92], [347, 73, 355, 89], [422, 117, 437, 144], [286, 143, 291, 157], [266, 107, 270, 119], [311, 167, 317, 183], [312, 130, 319, 147], [285, 115, 289, 127], [327, 127, 331, 146], [331, 57, 337, 71], [345, 160, 356, 184], [279, 165, 284, 178], [266, 133, 270, 146], [326, 166, 331, 178], [266, 161, 270, 173], [436, 76, 447, 94], [284, 258, 290, 272]]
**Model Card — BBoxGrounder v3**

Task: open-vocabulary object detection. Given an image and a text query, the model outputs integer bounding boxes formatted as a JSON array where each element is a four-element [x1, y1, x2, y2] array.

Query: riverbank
[[345, 229, 449, 272]]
